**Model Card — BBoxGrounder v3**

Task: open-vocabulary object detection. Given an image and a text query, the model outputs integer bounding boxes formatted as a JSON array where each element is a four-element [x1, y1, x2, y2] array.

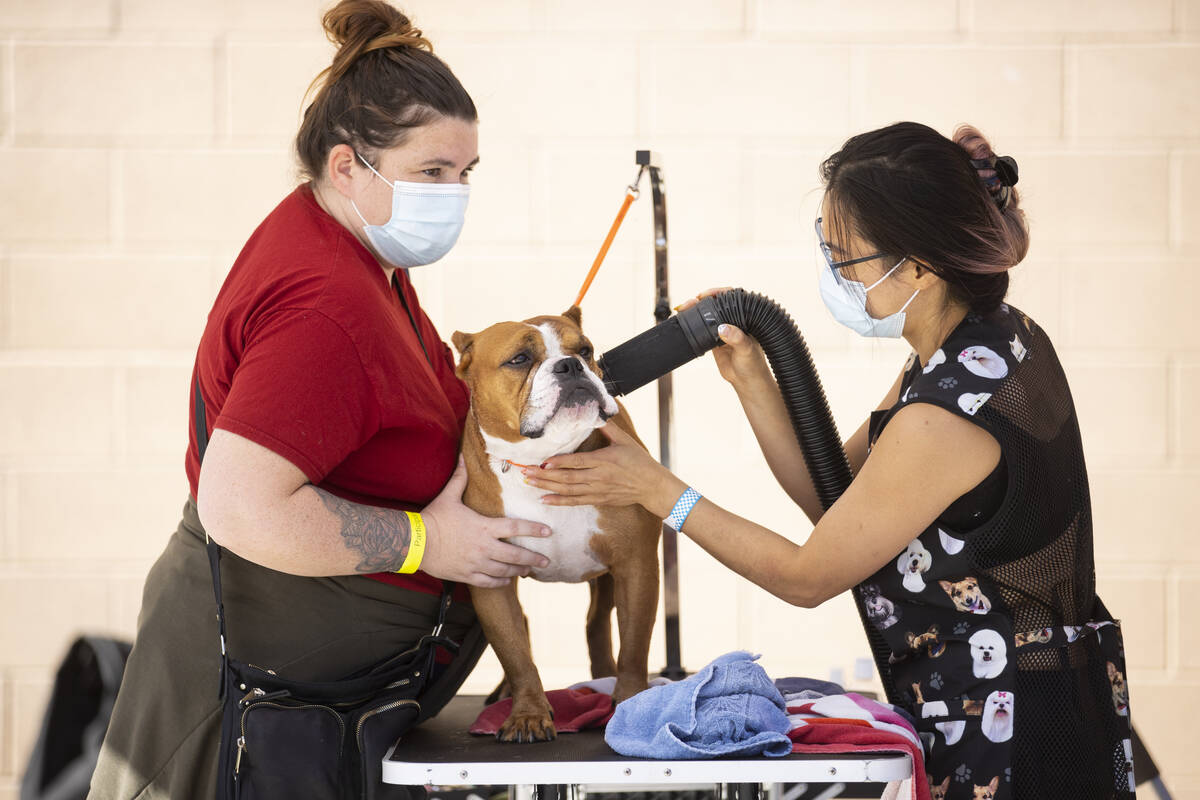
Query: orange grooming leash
[[573, 165, 647, 308]]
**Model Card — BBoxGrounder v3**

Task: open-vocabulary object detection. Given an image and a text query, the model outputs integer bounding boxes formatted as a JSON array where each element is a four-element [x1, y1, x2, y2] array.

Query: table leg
[[723, 782, 762, 800], [532, 784, 574, 800]]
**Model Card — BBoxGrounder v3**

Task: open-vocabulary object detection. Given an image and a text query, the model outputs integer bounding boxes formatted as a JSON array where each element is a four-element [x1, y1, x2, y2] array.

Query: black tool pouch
[[194, 376, 458, 800], [206, 534, 458, 800]]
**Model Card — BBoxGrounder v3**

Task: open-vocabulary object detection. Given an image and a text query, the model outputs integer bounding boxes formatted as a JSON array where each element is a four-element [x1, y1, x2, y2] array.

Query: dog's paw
[[497, 710, 557, 743]]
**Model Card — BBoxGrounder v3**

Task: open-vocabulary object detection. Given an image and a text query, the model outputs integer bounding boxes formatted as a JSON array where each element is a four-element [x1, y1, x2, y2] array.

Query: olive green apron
[[88, 496, 483, 800]]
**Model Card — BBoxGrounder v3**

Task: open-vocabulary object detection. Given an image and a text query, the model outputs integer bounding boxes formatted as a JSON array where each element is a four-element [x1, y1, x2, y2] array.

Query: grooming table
[[382, 696, 912, 797]]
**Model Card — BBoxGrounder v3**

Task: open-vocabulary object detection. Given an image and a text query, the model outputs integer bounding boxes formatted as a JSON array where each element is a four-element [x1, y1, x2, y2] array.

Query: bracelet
[[664, 487, 703, 532], [396, 511, 427, 574]]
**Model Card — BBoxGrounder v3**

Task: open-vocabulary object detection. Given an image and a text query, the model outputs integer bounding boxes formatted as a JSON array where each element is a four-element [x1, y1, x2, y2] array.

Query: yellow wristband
[[396, 511, 426, 574]]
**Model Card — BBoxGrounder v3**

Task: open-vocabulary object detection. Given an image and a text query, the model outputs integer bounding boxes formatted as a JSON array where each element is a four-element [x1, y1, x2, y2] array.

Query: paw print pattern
[[928, 672, 944, 690], [966, 313, 983, 325], [953, 621, 970, 636], [955, 764, 973, 783], [937, 376, 958, 389], [1005, 767, 1012, 783]]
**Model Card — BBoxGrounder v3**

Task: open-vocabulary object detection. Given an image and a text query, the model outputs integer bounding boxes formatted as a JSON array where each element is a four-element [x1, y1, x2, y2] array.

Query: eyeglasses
[[815, 216, 891, 271]]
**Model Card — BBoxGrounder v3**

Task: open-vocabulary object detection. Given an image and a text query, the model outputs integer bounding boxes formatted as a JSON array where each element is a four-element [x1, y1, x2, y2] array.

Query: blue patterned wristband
[[664, 487, 703, 532]]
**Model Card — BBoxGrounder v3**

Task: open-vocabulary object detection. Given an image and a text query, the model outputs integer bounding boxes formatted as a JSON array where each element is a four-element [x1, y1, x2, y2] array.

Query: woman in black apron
[[526, 121, 1135, 799]]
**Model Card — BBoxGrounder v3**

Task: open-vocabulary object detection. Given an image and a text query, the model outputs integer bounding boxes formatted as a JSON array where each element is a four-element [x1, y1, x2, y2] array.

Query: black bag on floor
[[20, 636, 132, 800]]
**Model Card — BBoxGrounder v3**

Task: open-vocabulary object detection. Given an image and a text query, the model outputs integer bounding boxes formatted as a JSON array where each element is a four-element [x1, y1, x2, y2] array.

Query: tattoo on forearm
[[313, 488, 411, 573]]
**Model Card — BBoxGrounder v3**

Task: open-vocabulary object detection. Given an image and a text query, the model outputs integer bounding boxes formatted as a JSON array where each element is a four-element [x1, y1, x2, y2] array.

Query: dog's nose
[[553, 357, 584, 377]]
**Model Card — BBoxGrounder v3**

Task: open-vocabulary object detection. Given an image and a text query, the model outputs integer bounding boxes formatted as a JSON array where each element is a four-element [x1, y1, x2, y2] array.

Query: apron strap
[[193, 374, 230, 697], [394, 271, 432, 365]]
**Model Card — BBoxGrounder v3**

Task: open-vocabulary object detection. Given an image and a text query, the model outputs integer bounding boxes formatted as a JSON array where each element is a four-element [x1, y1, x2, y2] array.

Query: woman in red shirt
[[89, 2, 548, 797]]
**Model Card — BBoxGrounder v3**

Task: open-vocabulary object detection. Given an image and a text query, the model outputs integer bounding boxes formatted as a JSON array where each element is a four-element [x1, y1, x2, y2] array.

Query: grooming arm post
[[636, 150, 685, 681]]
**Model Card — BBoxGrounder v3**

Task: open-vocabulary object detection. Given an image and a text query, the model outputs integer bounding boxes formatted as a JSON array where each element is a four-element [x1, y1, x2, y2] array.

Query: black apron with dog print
[[855, 304, 1135, 800]]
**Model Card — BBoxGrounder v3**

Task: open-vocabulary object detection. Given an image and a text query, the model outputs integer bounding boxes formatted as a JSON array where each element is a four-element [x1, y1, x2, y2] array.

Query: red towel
[[469, 688, 615, 735], [789, 724, 930, 800]]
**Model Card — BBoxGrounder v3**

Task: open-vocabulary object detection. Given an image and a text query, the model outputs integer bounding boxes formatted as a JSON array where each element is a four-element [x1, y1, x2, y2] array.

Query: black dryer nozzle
[[598, 296, 724, 398]]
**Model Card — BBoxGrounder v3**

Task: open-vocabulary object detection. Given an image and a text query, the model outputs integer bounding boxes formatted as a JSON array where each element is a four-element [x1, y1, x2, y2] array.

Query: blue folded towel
[[604, 651, 793, 759]]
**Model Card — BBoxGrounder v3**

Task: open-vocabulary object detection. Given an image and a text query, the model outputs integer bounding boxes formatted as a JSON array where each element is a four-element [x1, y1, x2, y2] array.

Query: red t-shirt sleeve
[[215, 309, 381, 484]]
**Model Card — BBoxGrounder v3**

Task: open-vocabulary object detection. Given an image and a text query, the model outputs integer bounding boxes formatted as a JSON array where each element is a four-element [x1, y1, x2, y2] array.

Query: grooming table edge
[[381, 696, 912, 787]]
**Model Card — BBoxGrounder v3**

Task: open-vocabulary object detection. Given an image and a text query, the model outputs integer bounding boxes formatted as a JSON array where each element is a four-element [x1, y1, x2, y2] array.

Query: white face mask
[[815, 214, 919, 339], [818, 251, 919, 339], [349, 152, 470, 268]]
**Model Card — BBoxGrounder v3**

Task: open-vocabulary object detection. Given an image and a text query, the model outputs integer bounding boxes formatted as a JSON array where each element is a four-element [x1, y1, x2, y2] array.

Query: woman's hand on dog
[[677, 287, 771, 391], [523, 423, 687, 518], [423, 457, 554, 587]]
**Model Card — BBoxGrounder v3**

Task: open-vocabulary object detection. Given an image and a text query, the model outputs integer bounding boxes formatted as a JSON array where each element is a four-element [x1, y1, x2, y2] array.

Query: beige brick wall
[[1, 0, 1197, 795]]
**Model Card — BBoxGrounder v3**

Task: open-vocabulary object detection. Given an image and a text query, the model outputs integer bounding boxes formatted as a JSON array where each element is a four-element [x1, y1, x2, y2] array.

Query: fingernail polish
[[541, 527, 551, 536], [718, 323, 729, 336], [539, 461, 549, 469]]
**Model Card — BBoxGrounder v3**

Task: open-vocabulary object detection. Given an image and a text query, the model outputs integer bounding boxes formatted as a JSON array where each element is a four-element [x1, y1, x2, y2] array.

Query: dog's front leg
[[468, 581, 556, 742], [610, 556, 659, 705]]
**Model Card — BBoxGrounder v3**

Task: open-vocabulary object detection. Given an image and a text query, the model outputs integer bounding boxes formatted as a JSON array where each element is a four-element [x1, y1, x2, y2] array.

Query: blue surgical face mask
[[815, 216, 919, 339], [349, 152, 470, 268]]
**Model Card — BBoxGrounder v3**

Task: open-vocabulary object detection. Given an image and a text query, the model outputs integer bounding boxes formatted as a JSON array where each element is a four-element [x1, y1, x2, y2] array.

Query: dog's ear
[[988, 776, 999, 792], [939, 777, 950, 791], [451, 331, 475, 374], [451, 330, 473, 355], [938, 580, 952, 593], [562, 305, 582, 327]]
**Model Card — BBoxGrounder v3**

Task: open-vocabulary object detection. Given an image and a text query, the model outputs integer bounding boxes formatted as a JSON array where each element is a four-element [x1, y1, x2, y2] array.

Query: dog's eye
[[578, 345, 593, 359], [506, 352, 530, 367]]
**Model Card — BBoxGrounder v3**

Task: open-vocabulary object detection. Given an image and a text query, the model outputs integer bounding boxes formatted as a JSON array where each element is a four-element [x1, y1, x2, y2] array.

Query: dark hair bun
[[322, 0, 432, 84], [954, 124, 1021, 213], [953, 123, 1029, 271]]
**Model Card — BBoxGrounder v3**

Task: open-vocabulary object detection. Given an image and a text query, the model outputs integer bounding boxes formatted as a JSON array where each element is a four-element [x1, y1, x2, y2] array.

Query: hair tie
[[969, 155, 1019, 210]]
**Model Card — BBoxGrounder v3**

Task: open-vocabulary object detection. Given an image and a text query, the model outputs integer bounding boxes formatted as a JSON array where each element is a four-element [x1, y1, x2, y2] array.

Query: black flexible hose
[[599, 288, 896, 701], [599, 288, 853, 510]]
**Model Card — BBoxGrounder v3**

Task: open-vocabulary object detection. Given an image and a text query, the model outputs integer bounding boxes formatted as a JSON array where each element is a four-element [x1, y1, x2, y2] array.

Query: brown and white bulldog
[[451, 306, 661, 743]]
